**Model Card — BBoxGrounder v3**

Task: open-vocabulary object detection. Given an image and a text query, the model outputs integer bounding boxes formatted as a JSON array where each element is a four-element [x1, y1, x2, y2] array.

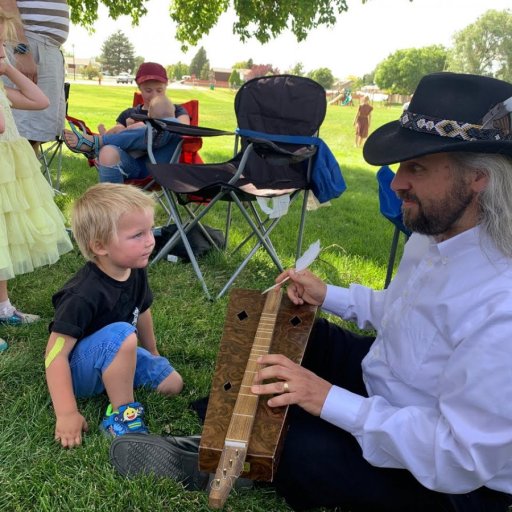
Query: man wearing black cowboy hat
[[109, 72, 512, 512]]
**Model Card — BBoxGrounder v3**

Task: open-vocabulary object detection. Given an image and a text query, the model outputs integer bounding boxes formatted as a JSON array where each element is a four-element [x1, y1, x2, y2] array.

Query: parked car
[[116, 72, 134, 84]]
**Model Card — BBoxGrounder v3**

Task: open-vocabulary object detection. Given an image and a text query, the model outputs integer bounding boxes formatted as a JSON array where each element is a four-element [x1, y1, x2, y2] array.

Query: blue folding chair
[[376, 166, 411, 288]]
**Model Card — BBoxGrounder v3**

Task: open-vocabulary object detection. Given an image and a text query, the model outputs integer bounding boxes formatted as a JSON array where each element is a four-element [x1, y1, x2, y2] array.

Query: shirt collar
[[429, 226, 482, 259]]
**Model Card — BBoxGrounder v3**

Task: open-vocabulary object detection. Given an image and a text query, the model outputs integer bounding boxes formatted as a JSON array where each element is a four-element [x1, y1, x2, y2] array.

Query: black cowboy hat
[[363, 72, 512, 165]]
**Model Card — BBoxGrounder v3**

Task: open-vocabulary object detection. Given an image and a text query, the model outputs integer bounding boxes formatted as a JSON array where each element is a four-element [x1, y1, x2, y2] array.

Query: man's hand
[[275, 268, 327, 306], [55, 411, 89, 448], [14, 54, 37, 83], [251, 354, 332, 417]]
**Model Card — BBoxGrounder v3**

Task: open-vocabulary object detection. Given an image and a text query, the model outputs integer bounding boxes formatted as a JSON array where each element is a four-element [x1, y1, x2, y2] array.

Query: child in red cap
[[64, 62, 190, 183]]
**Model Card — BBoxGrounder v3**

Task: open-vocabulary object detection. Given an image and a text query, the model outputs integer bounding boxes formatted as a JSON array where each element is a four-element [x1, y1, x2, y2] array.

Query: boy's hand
[[55, 411, 89, 448]]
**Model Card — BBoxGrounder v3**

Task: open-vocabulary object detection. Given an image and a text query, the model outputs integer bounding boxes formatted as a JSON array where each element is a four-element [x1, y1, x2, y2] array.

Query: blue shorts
[[69, 322, 174, 398]]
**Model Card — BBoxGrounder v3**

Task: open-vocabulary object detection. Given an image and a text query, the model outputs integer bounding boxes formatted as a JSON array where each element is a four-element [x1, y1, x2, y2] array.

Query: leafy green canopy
[[68, 0, 350, 49], [375, 45, 448, 95], [447, 9, 512, 82]]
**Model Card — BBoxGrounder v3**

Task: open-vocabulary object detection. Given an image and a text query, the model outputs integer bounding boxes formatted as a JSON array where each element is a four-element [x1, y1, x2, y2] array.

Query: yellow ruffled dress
[[0, 81, 72, 281]]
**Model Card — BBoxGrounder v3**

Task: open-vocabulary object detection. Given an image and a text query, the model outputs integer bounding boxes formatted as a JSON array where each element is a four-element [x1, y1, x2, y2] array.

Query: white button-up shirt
[[320, 226, 512, 494]]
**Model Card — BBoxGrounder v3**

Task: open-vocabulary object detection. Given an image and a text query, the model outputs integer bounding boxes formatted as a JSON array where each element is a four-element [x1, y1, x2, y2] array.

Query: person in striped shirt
[[1, 0, 69, 154]]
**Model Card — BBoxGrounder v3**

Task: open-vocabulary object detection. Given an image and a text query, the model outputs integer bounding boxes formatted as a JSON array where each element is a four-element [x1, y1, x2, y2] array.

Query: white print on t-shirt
[[132, 307, 140, 326]]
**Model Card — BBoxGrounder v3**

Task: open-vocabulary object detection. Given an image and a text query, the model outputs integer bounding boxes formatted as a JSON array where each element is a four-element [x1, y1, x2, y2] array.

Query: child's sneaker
[[0, 308, 40, 325], [101, 402, 149, 438], [0, 338, 7, 352]]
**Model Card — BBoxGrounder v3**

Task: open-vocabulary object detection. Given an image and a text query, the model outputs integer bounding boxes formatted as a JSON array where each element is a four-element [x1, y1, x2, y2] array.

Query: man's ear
[[90, 239, 108, 257], [471, 169, 489, 193]]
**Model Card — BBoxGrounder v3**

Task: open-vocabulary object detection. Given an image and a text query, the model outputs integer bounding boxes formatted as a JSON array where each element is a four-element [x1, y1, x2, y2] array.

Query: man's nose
[[390, 165, 408, 192]]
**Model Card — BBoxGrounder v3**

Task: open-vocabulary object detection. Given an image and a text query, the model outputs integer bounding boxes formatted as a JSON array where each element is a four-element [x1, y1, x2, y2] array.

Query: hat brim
[[363, 121, 512, 166], [136, 74, 168, 85]]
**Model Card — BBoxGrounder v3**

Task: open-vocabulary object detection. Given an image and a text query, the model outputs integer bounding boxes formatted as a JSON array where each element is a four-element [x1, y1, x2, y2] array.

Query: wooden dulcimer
[[199, 288, 317, 509]]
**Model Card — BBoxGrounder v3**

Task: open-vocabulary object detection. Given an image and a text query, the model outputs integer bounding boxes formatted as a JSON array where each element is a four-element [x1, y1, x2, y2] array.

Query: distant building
[[211, 68, 231, 83], [64, 56, 99, 76]]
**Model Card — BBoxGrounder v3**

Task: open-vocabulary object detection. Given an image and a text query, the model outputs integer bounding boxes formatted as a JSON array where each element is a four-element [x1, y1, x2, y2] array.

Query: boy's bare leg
[[102, 332, 137, 409], [157, 371, 183, 396]]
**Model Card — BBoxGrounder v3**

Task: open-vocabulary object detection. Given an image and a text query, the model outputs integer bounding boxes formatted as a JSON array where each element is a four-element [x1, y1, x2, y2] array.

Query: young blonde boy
[[45, 183, 183, 448]]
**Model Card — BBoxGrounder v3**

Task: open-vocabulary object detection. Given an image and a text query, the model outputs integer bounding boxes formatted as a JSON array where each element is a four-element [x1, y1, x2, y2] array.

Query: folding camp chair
[[61, 94, 203, 207], [39, 82, 70, 192], [376, 166, 411, 288], [142, 74, 343, 300]]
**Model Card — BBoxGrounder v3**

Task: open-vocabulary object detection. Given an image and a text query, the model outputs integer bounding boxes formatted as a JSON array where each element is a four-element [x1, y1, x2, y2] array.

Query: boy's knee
[[157, 370, 183, 396], [98, 145, 121, 166], [119, 332, 138, 352]]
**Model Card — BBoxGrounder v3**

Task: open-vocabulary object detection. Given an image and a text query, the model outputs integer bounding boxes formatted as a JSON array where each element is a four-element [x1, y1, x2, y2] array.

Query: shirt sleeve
[[116, 107, 137, 126], [322, 283, 386, 330], [320, 309, 512, 493], [174, 104, 189, 120], [50, 290, 96, 339]]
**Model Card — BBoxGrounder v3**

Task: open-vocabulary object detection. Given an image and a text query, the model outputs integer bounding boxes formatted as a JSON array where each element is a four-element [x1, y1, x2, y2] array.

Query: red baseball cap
[[135, 62, 168, 85]]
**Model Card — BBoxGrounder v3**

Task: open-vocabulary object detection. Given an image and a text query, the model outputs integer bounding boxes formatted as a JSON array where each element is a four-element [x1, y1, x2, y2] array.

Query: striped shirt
[[17, 0, 69, 46]]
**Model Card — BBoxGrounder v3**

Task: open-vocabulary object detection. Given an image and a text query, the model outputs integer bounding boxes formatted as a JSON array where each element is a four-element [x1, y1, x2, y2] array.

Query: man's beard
[[400, 178, 476, 236]]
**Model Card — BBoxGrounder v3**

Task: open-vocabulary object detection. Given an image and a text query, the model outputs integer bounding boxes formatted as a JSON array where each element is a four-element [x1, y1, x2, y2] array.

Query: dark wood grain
[[199, 288, 317, 481]]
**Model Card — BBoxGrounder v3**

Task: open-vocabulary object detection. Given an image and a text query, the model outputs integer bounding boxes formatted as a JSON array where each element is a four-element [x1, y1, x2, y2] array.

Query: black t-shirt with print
[[50, 262, 153, 341]]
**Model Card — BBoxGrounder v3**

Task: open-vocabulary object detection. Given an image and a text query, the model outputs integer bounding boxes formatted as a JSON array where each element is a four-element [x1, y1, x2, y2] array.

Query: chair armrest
[[130, 114, 234, 137]]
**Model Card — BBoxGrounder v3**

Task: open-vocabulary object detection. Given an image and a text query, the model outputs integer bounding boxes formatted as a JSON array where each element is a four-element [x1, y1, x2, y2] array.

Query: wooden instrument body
[[199, 288, 317, 481]]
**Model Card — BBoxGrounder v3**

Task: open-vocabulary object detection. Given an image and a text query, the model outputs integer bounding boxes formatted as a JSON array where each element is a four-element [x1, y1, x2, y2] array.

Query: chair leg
[[385, 226, 401, 289], [150, 189, 212, 300], [230, 193, 282, 270], [295, 189, 309, 262], [39, 139, 64, 194], [216, 211, 285, 299]]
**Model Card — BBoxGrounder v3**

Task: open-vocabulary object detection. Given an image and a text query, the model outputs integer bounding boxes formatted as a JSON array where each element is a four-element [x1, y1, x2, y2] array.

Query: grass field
[[0, 82, 405, 511]]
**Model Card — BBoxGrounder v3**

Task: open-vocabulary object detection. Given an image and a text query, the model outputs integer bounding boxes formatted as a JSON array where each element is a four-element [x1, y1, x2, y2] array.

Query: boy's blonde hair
[[71, 183, 155, 261], [0, 7, 22, 44], [148, 95, 175, 119]]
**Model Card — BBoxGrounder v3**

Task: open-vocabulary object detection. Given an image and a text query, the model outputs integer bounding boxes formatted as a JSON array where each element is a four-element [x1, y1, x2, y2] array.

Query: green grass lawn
[[0, 82, 405, 511]]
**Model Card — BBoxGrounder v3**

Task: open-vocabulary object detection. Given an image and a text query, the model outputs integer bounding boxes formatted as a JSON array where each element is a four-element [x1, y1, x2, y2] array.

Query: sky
[[66, 0, 512, 79]]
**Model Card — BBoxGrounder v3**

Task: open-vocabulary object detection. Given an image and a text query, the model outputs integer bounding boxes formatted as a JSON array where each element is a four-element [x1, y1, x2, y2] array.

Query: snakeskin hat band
[[363, 72, 512, 166]]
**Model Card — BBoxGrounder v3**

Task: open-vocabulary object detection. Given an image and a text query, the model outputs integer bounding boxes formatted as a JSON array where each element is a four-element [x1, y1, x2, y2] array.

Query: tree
[[289, 62, 305, 76], [167, 62, 190, 80], [374, 45, 448, 95], [189, 47, 209, 78], [82, 63, 100, 80], [229, 69, 243, 88], [100, 30, 136, 75], [233, 59, 253, 69], [134, 56, 145, 72], [68, 1, 352, 49], [447, 9, 512, 82], [200, 62, 211, 81], [246, 64, 279, 81], [307, 68, 335, 90]]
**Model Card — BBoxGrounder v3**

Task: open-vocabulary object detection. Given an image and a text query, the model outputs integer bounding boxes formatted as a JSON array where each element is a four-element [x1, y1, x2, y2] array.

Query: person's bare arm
[[1, 60, 48, 109], [45, 332, 89, 448], [98, 122, 127, 135], [0, 0, 38, 82], [137, 309, 159, 356]]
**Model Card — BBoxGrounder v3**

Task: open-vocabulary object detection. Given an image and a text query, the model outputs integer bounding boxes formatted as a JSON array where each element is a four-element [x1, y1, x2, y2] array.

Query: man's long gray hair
[[452, 152, 512, 257]]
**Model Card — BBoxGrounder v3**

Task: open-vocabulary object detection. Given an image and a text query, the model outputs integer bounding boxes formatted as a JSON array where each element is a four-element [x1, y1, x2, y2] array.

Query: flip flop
[[64, 120, 100, 158]]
